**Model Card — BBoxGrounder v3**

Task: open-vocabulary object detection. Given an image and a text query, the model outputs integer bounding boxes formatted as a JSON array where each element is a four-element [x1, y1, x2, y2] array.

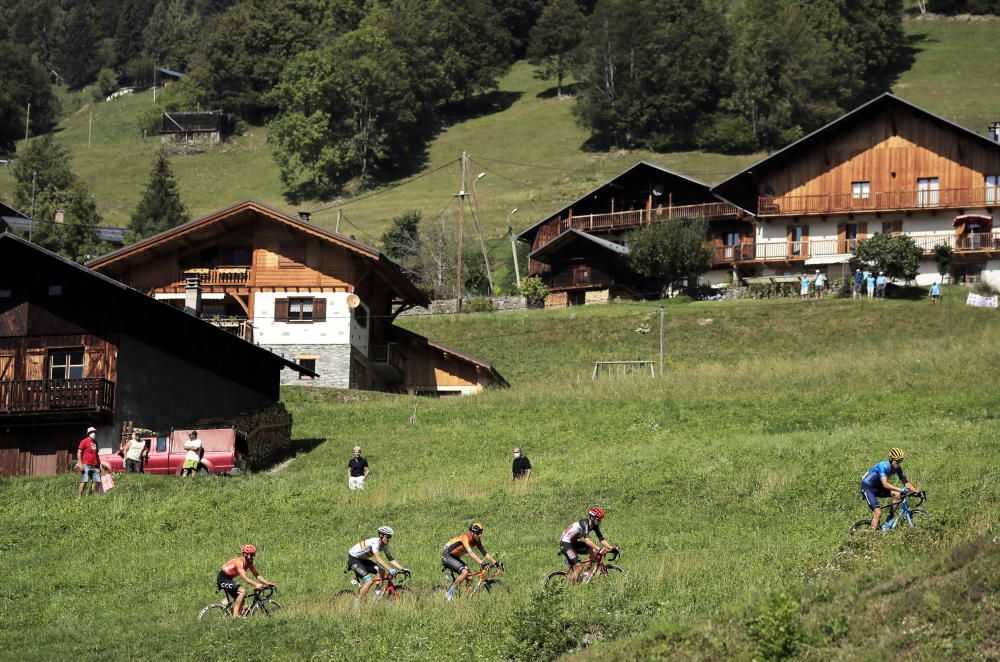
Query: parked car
[[101, 428, 247, 476]]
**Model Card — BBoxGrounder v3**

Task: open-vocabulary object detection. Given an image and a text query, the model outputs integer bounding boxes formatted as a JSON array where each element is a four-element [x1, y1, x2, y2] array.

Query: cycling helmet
[[888, 447, 905, 461], [587, 507, 605, 520], [469, 522, 484, 534], [241, 544, 257, 555], [377, 525, 394, 538]]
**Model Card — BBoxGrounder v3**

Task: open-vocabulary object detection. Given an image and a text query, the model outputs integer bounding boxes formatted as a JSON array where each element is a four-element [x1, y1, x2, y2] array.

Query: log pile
[[232, 402, 293, 471]]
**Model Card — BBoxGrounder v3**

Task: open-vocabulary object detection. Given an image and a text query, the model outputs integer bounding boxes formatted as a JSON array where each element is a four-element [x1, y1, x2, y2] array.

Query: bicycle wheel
[[388, 584, 419, 606], [601, 564, 626, 579], [545, 570, 569, 586], [482, 579, 510, 596], [848, 519, 873, 537], [908, 509, 931, 526], [256, 599, 283, 616], [198, 603, 231, 621]]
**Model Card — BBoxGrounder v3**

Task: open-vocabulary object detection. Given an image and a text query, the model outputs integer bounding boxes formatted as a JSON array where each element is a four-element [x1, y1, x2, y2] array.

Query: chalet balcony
[[0, 378, 115, 415], [711, 231, 1000, 264], [549, 265, 612, 291], [758, 188, 1000, 217], [182, 266, 251, 286], [560, 202, 741, 234], [208, 317, 254, 343], [369, 343, 405, 382]]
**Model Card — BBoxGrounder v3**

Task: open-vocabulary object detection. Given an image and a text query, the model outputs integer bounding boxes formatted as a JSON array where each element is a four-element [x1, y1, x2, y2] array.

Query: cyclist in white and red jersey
[[559, 507, 617, 583], [346, 525, 408, 601]]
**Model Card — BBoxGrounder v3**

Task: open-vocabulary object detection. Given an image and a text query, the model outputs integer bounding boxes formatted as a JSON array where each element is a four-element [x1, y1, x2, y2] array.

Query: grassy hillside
[[1, 18, 998, 247], [2, 295, 998, 660]]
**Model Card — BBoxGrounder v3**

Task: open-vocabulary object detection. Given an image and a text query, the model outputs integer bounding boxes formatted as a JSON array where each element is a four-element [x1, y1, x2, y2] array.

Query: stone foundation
[[264, 343, 351, 388]]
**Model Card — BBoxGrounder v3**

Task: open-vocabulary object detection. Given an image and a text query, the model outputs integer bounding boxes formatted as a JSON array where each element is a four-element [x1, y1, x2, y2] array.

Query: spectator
[[930, 280, 941, 304], [865, 271, 876, 299], [182, 430, 202, 477], [121, 431, 149, 473], [512, 447, 532, 481], [76, 426, 101, 500], [813, 270, 826, 299], [799, 274, 811, 300], [853, 269, 863, 300], [348, 446, 370, 490], [875, 272, 888, 299]]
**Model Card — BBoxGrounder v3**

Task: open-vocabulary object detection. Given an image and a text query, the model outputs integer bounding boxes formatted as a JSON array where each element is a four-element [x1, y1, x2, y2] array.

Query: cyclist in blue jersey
[[860, 447, 920, 530]]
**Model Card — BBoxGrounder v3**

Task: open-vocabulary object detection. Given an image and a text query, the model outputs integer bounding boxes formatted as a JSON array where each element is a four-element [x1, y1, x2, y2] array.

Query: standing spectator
[[875, 272, 888, 299], [348, 446, 370, 490], [76, 426, 101, 500], [853, 269, 863, 300], [182, 430, 202, 477], [512, 447, 532, 481], [799, 274, 811, 300], [865, 271, 876, 299], [813, 270, 826, 299], [930, 280, 941, 304], [121, 431, 149, 473]]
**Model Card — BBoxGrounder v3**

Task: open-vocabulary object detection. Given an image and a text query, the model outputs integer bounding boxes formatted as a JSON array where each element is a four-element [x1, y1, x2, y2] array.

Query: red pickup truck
[[102, 428, 247, 476]]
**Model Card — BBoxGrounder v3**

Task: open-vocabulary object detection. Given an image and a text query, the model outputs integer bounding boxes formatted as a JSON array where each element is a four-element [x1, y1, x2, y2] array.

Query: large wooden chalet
[[712, 93, 1000, 287], [0, 233, 310, 477], [87, 201, 506, 394]]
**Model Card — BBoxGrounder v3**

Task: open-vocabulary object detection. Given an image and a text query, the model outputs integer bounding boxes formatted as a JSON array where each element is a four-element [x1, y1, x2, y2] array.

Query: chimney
[[184, 276, 202, 316], [989, 122, 1000, 143], [298, 211, 311, 222], [54, 209, 65, 223]]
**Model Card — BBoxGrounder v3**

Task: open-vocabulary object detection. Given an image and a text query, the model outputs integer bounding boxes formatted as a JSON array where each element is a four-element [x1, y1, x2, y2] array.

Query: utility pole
[[455, 152, 468, 313], [153, 63, 157, 103], [24, 103, 30, 142], [88, 111, 93, 149], [469, 172, 494, 295], [335, 209, 342, 233], [658, 306, 664, 378], [508, 208, 521, 288], [28, 172, 37, 240]]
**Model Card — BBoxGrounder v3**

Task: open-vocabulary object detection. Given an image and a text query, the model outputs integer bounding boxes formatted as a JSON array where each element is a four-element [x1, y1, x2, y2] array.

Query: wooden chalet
[[87, 201, 506, 394], [518, 162, 749, 303], [712, 93, 1000, 286], [0, 233, 310, 477]]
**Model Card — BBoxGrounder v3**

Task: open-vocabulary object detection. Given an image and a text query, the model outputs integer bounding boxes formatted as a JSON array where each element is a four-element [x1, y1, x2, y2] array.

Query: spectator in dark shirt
[[348, 446, 370, 490], [512, 447, 532, 481]]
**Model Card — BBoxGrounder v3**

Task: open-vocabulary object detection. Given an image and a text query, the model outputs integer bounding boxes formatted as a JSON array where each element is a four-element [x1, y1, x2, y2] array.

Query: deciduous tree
[[0, 43, 59, 156], [853, 233, 923, 281], [627, 219, 713, 295], [527, 0, 585, 97]]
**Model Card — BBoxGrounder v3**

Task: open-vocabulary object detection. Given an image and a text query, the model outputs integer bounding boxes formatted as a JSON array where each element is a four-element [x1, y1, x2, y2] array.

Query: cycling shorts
[[216, 571, 241, 600], [860, 483, 892, 510], [442, 553, 467, 576], [559, 540, 590, 567], [347, 555, 378, 582]]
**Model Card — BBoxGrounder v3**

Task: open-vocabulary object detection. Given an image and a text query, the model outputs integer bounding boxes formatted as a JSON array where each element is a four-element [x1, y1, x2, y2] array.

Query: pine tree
[[127, 148, 190, 242], [527, 0, 585, 97]]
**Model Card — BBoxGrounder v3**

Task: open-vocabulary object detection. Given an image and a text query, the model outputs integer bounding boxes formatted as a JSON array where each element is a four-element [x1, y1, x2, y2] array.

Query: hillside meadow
[[1, 294, 997, 660]]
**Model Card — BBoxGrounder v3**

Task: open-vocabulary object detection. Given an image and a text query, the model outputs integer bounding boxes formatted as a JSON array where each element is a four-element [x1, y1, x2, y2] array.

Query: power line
[[474, 154, 621, 175], [307, 158, 460, 216]]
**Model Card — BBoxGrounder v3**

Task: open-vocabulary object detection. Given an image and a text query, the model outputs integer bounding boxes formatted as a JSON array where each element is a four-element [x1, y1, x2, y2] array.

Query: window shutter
[[837, 223, 847, 252], [786, 226, 794, 257], [801, 225, 810, 257], [313, 297, 326, 322], [85, 348, 106, 378], [858, 222, 868, 240], [25, 349, 45, 380], [274, 298, 289, 322]]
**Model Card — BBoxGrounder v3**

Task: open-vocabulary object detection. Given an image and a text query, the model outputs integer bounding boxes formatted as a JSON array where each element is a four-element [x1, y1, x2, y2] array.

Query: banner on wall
[[966, 292, 998, 308]]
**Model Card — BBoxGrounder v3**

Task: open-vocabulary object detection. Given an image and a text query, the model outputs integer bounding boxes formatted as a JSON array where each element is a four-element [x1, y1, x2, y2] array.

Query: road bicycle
[[334, 568, 415, 605], [849, 490, 929, 537], [545, 548, 624, 585], [432, 561, 510, 598], [198, 585, 282, 620]]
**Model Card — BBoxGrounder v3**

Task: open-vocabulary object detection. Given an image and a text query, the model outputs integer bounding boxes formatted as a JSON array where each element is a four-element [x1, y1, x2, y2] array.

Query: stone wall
[[397, 295, 528, 316], [264, 343, 351, 388], [585, 289, 610, 304]]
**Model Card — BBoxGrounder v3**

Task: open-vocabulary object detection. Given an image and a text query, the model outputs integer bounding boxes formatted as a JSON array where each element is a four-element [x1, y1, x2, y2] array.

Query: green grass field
[[2, 18, 998, 250], [2, 294, 997, 660]]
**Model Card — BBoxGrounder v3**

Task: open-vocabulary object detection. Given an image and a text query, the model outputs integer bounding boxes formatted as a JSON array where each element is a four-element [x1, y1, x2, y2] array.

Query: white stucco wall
[[984, 260, 1000, 290], [253, 292, 369, 355]]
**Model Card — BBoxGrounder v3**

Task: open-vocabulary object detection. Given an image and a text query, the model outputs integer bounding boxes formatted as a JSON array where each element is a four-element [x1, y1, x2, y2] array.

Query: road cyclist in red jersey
[[217, 545, 276, 617], [559, 507, 618, 583]]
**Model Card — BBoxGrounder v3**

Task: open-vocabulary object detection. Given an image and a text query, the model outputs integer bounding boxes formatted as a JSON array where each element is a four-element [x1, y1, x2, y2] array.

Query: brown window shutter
[[274, 298, 289, 322], [801, 225, 809, 257], [837, 223, 847, 252], [313, 297, 326, 322], [858, 222, 868, 240], [786, 226, 794, 257]]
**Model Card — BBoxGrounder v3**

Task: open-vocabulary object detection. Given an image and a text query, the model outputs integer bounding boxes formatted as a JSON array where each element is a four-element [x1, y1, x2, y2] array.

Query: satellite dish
[[652, 184, 665, 197], [346, 293, 361, 309]]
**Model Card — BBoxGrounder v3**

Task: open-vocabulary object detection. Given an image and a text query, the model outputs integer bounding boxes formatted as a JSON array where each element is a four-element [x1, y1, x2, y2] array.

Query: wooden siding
[[760, 106, 1000, 202], [403, 346, 484, 390]]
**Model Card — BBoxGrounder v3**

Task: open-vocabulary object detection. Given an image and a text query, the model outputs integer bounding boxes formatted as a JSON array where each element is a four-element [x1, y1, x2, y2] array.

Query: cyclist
[[860, 447, 921, 530], [442, 522, 499, 600], [217, 544, 275, 618], [347, 525, 408, 601], [560, 507, 616, 583]]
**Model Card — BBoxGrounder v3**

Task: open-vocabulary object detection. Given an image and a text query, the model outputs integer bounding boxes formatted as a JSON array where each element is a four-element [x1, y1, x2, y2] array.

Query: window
[[986, 175, 999, 204], [917, 177, 939, 207], [790, 225, 806, 256], [279, 242, 306, 268], [49, 348, 84, 380], [229, 246, 252, 266], [851, 181, 870, 200], [288, 297, 314, 322], [155, 437, 168, 453], [297, 357, 317, 380]]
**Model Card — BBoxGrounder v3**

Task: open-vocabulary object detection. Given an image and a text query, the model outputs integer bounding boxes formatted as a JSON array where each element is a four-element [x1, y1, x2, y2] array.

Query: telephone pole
[[454, 152, 468, 313], [88, 111, 93, 149], [658, 306, 665, 378], [508, 208, 521, 288], [469, 172, 494, 295]]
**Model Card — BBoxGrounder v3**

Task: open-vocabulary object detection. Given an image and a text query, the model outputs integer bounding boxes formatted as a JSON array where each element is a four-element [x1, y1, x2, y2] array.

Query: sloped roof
[[712, 93, 1000, 214], [2, 215, 125, 246], [391, 325, 509, 388], [528, 229, 630, 263], [0, 232, 314, 377], [87, 200, 428, 306]]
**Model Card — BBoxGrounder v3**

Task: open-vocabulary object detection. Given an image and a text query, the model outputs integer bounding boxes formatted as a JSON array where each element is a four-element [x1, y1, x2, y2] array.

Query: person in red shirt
[[217, 544, 275, 617], [76, 426, 102, 500]]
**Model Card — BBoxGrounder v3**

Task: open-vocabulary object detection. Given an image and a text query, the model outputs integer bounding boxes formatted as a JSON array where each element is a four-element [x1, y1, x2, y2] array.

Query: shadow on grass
[[265, 437, 327, 470], [536, 83, 579, 99], [440, 90, 522, 127]]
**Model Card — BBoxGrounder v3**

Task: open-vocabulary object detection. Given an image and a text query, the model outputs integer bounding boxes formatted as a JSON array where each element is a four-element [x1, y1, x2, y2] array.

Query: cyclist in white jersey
[[559, 507, 617, 583], [347, 526, 407, 600]]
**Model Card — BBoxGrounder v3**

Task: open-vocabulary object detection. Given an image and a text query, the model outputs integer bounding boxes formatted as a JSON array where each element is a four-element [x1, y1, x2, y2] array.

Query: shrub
[[518, 276, 549, 307], [96, 68, 119, 99], [506, 583, 582, 661], [464, 297, 494, 313], [745, 591, 803, 660]]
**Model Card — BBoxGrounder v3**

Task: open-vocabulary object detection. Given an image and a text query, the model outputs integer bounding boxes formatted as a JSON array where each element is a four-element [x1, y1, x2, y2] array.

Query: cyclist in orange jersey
[[217, 545, 275, 617], [442, 522, 498, 600]]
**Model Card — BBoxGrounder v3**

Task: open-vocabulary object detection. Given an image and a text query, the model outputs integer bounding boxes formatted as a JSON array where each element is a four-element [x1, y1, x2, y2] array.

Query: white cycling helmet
[[377, 525, 394, 538]]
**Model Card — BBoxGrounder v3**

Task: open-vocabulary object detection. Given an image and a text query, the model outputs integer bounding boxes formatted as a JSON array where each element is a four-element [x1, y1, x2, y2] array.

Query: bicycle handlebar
[[253, 585, 277, 598], [599, 548, 620, 562]]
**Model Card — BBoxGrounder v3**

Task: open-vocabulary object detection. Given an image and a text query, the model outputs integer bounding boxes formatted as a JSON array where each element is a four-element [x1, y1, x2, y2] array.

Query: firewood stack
[[232, 402, 293, 470]]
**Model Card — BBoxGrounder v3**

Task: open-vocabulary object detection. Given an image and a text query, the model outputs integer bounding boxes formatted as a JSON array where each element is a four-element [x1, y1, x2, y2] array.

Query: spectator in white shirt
[[182, 430, 202, 477]]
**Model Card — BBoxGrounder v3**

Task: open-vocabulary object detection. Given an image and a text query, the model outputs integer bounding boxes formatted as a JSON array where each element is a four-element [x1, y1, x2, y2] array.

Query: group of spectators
[[851, 269, 889, 300], [346, 445, 532, 491]]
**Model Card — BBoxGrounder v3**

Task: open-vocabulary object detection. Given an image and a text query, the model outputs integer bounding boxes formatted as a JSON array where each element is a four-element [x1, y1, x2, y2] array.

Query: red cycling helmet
[[587, 507, 605, 520], [241, 544, 257, 555]]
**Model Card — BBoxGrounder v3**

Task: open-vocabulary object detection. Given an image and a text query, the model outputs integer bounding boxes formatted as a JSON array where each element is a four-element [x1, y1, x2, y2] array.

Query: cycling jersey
[[443, 533, 486, 559], [560, 518, 604, 545], [348, 537, 392, 560], [221, 556, 257, 578], [860, 460, 907, 488]]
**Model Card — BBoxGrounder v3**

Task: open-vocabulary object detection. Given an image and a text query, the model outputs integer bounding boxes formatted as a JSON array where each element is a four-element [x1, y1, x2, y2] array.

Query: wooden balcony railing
[[758, 188, 1000, 216], [0, 378, 115, 414], [550, 266, 611, 290], [711, 232, 999, 264], [560, 202, 741, 234], [181, 266, 251, 286], [208, 318, 254, 343]]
